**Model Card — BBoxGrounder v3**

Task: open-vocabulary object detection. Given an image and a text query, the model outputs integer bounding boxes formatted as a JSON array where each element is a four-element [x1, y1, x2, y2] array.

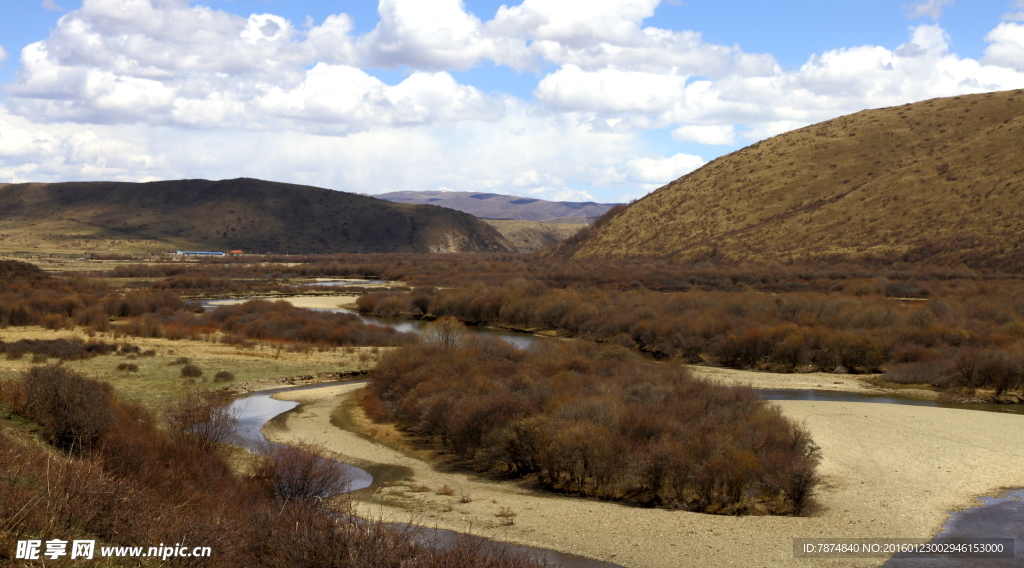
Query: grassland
[[0, 325, 379, 412]]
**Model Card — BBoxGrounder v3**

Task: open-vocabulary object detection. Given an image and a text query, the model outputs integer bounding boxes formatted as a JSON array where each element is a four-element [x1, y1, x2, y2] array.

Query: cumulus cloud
[[4, 0, 507, 132], [359, 0, 530, 70], [983, 23, 1024, 71], [903, 0, 954, 20], [535, 24, 1024, 145], [0, 45, 8, 65], [41, 0, 63, 12]]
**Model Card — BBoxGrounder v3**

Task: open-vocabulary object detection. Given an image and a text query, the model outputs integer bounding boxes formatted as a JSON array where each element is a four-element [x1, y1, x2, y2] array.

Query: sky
[[0, 1, 1023, 203]]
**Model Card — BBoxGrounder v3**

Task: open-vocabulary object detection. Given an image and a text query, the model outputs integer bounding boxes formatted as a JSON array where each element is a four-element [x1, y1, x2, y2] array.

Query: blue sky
[[1, 0, 1023, 202]]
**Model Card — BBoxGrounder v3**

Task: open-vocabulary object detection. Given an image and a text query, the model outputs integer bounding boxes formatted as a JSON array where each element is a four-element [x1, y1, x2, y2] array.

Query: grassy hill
[[0, 178, 512, 254], [375, 190, 615, 222], [483, 220, 584, 252], [557, 89, 1024, 270]]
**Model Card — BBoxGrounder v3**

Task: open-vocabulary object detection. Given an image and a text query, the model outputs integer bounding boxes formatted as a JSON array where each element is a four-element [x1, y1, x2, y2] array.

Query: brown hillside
[[0, 178, 512, 254], [484, 219, 584, 252], [559, 89, 1024, 270]]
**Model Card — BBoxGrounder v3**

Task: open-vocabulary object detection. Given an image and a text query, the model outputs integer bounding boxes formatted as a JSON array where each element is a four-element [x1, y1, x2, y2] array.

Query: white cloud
[[1005, 0, 1024, 20], [535, 65, 687, 114], [5, 0, 499, 131], [620, 153, 704, 185], [671, 124, 735, 145], [534, 24, 1024, 146], [983, 23, 1024, 71], [258, 64, 503, 132], [0, 45, 8, 64], [903, 0, 954, 20], [359, 0, 530, 70], [41, 0, 64, 12]]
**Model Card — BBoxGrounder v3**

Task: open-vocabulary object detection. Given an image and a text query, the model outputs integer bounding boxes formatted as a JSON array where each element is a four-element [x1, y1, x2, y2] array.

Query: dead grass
[[565, 89, 1024, 268]]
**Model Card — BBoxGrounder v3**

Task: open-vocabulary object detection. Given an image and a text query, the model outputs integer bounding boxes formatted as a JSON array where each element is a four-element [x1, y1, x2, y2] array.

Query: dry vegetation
[[358, 275, 1024, 398], [362, 319, 820, 515], [483, 220, 584, 253], [0, 366, 548, 568], [557, 89, 1024, 269]]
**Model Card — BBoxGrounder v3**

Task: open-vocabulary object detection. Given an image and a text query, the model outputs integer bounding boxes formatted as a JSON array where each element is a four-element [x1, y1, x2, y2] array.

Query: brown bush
[[162, 390, 238, 451], [252, 441, 351, 502], [8, 365, 115, 451], [116, 362, 139, 372], [214, 370, 235, 382], [366, 338, 820, 514], [180, 364, 203, 377]]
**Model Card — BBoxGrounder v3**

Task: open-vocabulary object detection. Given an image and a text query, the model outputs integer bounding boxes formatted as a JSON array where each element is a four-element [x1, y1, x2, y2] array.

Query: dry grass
[[483, 220, 583, 252], [0, 325, 377, 411], [565, 89, 1024, 267]]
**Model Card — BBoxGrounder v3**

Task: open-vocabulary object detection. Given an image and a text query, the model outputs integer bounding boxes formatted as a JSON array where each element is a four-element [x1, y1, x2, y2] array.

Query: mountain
[[555, 89, 1024, 270], [0, 178, 512, 254], [374, 190, 615, 223]]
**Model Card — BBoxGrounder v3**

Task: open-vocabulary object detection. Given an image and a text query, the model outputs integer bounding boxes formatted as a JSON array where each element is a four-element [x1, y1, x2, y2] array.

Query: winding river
[[209, 287, 1023, 566]]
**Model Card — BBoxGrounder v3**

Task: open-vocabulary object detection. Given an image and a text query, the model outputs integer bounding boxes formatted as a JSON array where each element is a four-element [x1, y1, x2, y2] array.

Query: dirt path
[[263, 383, 1024, 568]]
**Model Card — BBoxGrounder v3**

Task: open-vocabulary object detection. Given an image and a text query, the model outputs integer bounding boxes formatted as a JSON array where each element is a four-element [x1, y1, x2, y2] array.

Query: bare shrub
[[213, 370, 235, 383], [14, 365, 115, 451], [252, 441, 351, 501], [437, 484, 455, 496], [180, 364, 203, 378], [424, 316, 467, 355], [31, 353, 47, 363], [163, 390, 238, 451], [410, 483, 431, 492], [459, 488, 473, 503], [168, 356, 192, 365], [116, 362, 139, 372]]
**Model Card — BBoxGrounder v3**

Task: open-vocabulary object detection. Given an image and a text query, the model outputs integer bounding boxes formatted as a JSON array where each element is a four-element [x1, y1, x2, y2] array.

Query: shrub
[[180, 364, 203, 378], [252, 441, 351, 501], [10, 365, 115, 451], [116, 362, 139, 372], [163, 391, 237, 451], [366, 339, 820, 515], [214, 370, 235, 383], [169, 356, 192, 365]]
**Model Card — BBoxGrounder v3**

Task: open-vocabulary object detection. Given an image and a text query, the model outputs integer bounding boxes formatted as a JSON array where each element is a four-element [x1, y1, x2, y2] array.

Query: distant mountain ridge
[[554, 89, 1024, 271], [375, 191, 617, 223], [0, 178, 512, 254]]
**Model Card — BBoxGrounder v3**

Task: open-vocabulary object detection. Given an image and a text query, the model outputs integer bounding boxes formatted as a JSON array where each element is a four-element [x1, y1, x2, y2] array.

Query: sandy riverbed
[[690, 366, 940, 400], [263, 383, 1024, 568], [206, 294, 359, 310]]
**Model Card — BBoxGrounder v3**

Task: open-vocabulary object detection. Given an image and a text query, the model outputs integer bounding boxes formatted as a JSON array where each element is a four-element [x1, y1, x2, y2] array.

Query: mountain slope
[[375, 190, 615, 222], [0, 178, 512, 254], [557, 89, 1024, 269]]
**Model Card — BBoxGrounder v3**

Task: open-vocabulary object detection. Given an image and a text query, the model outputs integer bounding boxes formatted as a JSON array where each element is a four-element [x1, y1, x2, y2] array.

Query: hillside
[[557, 89, 1024, 270], [483, 220, 583, 252], [375, 190, 614, 222], [0, 178, 512, 254]]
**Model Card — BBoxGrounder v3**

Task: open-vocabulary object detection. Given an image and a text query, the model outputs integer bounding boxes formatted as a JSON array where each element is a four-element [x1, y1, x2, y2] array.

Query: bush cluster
[[0, 338, 123, 361], [358, 277, 1024, 379], [364, 321, 819, 515], [0, 368, 548, 568]]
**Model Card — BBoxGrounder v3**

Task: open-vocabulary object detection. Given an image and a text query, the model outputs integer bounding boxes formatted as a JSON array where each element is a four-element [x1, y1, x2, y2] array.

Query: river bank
[[262, 382, 1024, 568]]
